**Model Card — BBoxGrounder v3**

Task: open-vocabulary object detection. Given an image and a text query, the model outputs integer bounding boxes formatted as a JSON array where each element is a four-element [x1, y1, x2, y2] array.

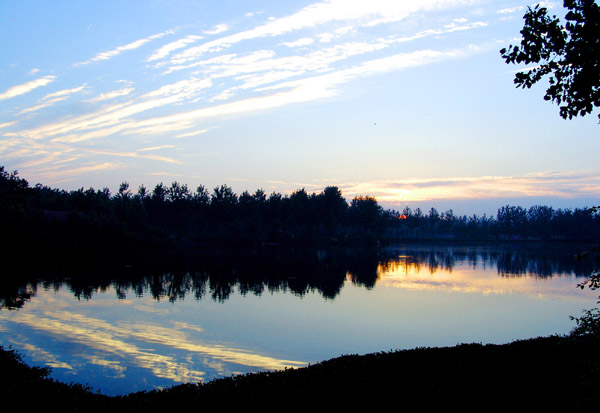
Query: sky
[[1, 0, 599, 216]]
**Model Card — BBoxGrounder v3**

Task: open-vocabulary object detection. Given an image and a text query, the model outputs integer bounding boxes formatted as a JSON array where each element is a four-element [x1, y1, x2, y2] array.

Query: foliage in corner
[[500, 0, 600, 122], [571, 206, 600, 337]]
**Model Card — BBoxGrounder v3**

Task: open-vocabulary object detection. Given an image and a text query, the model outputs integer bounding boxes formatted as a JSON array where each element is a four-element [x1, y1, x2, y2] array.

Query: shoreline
[[2, 334, 599, 411]]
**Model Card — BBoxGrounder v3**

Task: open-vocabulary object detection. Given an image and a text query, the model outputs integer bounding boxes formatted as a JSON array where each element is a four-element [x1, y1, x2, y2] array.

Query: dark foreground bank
[[2, 335, 599, 412]]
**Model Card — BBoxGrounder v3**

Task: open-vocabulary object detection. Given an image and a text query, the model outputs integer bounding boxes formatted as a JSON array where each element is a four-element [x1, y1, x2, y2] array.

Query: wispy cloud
[[280, 37, 314, 48], [0, 133, 182, 187], [43, 85, 88, 100], [84, 88, 135, 103], [137, 144, 176, 152], [537, 1, 559, 9], [0, 76, 57, 101], [204, 24, 229, 35], [0, 121, 17, 129], [9, 43, 474, 145], [174, 129, 209, 138], [76, 30, 174, 66], [239, 171, 600, 207], [149, 171, 184, 177], [77, 148, 182, 164], [146, 35, 204, 62], [497, 6, 524, 14], [337, 171, 600, 204], [5, 0, 488, 146], [34, 162, 122, 182], [11, 77, 212, 142], [166, 0, 477, 66], [18, 85, 87, 115]]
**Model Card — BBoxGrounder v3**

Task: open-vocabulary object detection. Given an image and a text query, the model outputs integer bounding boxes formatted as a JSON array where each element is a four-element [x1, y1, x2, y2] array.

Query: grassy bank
[[2, 335, 599, 412]]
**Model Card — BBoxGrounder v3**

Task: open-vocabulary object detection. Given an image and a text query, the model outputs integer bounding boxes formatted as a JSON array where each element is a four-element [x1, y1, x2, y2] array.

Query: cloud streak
[[4, 0, 488, 149], [84, 88, 135, 103], [0, 76, 57, 101], [76, 30, 174, 66], [146, 35, 204, 62], [162, 0, 477, 68], [18, 85, 87, 115], [9, 45, 472, 145], [338, 171, 600, 205]]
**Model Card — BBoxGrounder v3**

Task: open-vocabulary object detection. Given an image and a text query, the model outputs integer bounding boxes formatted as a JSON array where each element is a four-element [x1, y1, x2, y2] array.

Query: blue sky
[[1, 0, 598, 216]]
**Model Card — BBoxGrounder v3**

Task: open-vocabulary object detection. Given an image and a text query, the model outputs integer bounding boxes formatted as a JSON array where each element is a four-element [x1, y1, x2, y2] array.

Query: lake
[[0, 242, 597, 396]]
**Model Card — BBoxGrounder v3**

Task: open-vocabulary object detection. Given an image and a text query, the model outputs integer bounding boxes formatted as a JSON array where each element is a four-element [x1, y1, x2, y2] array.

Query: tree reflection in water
[[1, 243, 595, 310]]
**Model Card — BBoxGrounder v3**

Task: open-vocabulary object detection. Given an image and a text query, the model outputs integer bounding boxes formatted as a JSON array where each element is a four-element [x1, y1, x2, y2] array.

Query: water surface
[[0, 243, 597, 395]]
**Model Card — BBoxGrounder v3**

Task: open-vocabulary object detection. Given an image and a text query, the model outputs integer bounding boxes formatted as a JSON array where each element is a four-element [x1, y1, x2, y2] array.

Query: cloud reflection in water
[[0, 289, 306, 391]]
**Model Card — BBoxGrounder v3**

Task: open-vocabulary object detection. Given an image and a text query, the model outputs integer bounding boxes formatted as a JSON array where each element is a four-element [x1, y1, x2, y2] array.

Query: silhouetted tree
[[497, 205, 528, 239], [211, 185, 237, 207], [210, 185, 238, 237], [428, 207, 440, 222], [194, 185, 210, 205], [316, 186, 348, 239], [349, 196, 385, 241], [288, 189, 312, 240], [500, 0, 600, 121], [151, 183, 167, 202], [238, 189, 269, 240], [116, 182, 132, 200], [414, 208, 423, 219], [169, 182, 192, 203]]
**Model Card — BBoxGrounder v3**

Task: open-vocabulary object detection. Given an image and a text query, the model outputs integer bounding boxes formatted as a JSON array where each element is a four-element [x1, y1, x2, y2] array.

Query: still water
[[1, 243, 597, 395]]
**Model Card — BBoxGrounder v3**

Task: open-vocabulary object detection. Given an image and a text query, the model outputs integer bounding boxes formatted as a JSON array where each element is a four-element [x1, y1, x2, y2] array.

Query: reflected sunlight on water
[[377, 258, 591, 299], [1, 244, 598, 395]]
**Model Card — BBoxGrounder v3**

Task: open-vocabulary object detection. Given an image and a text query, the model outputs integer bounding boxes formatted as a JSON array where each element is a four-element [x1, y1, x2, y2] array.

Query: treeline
[[1, 166, 388, 256], [389, 204, 600, 242], [1, 166, 599, 257]]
